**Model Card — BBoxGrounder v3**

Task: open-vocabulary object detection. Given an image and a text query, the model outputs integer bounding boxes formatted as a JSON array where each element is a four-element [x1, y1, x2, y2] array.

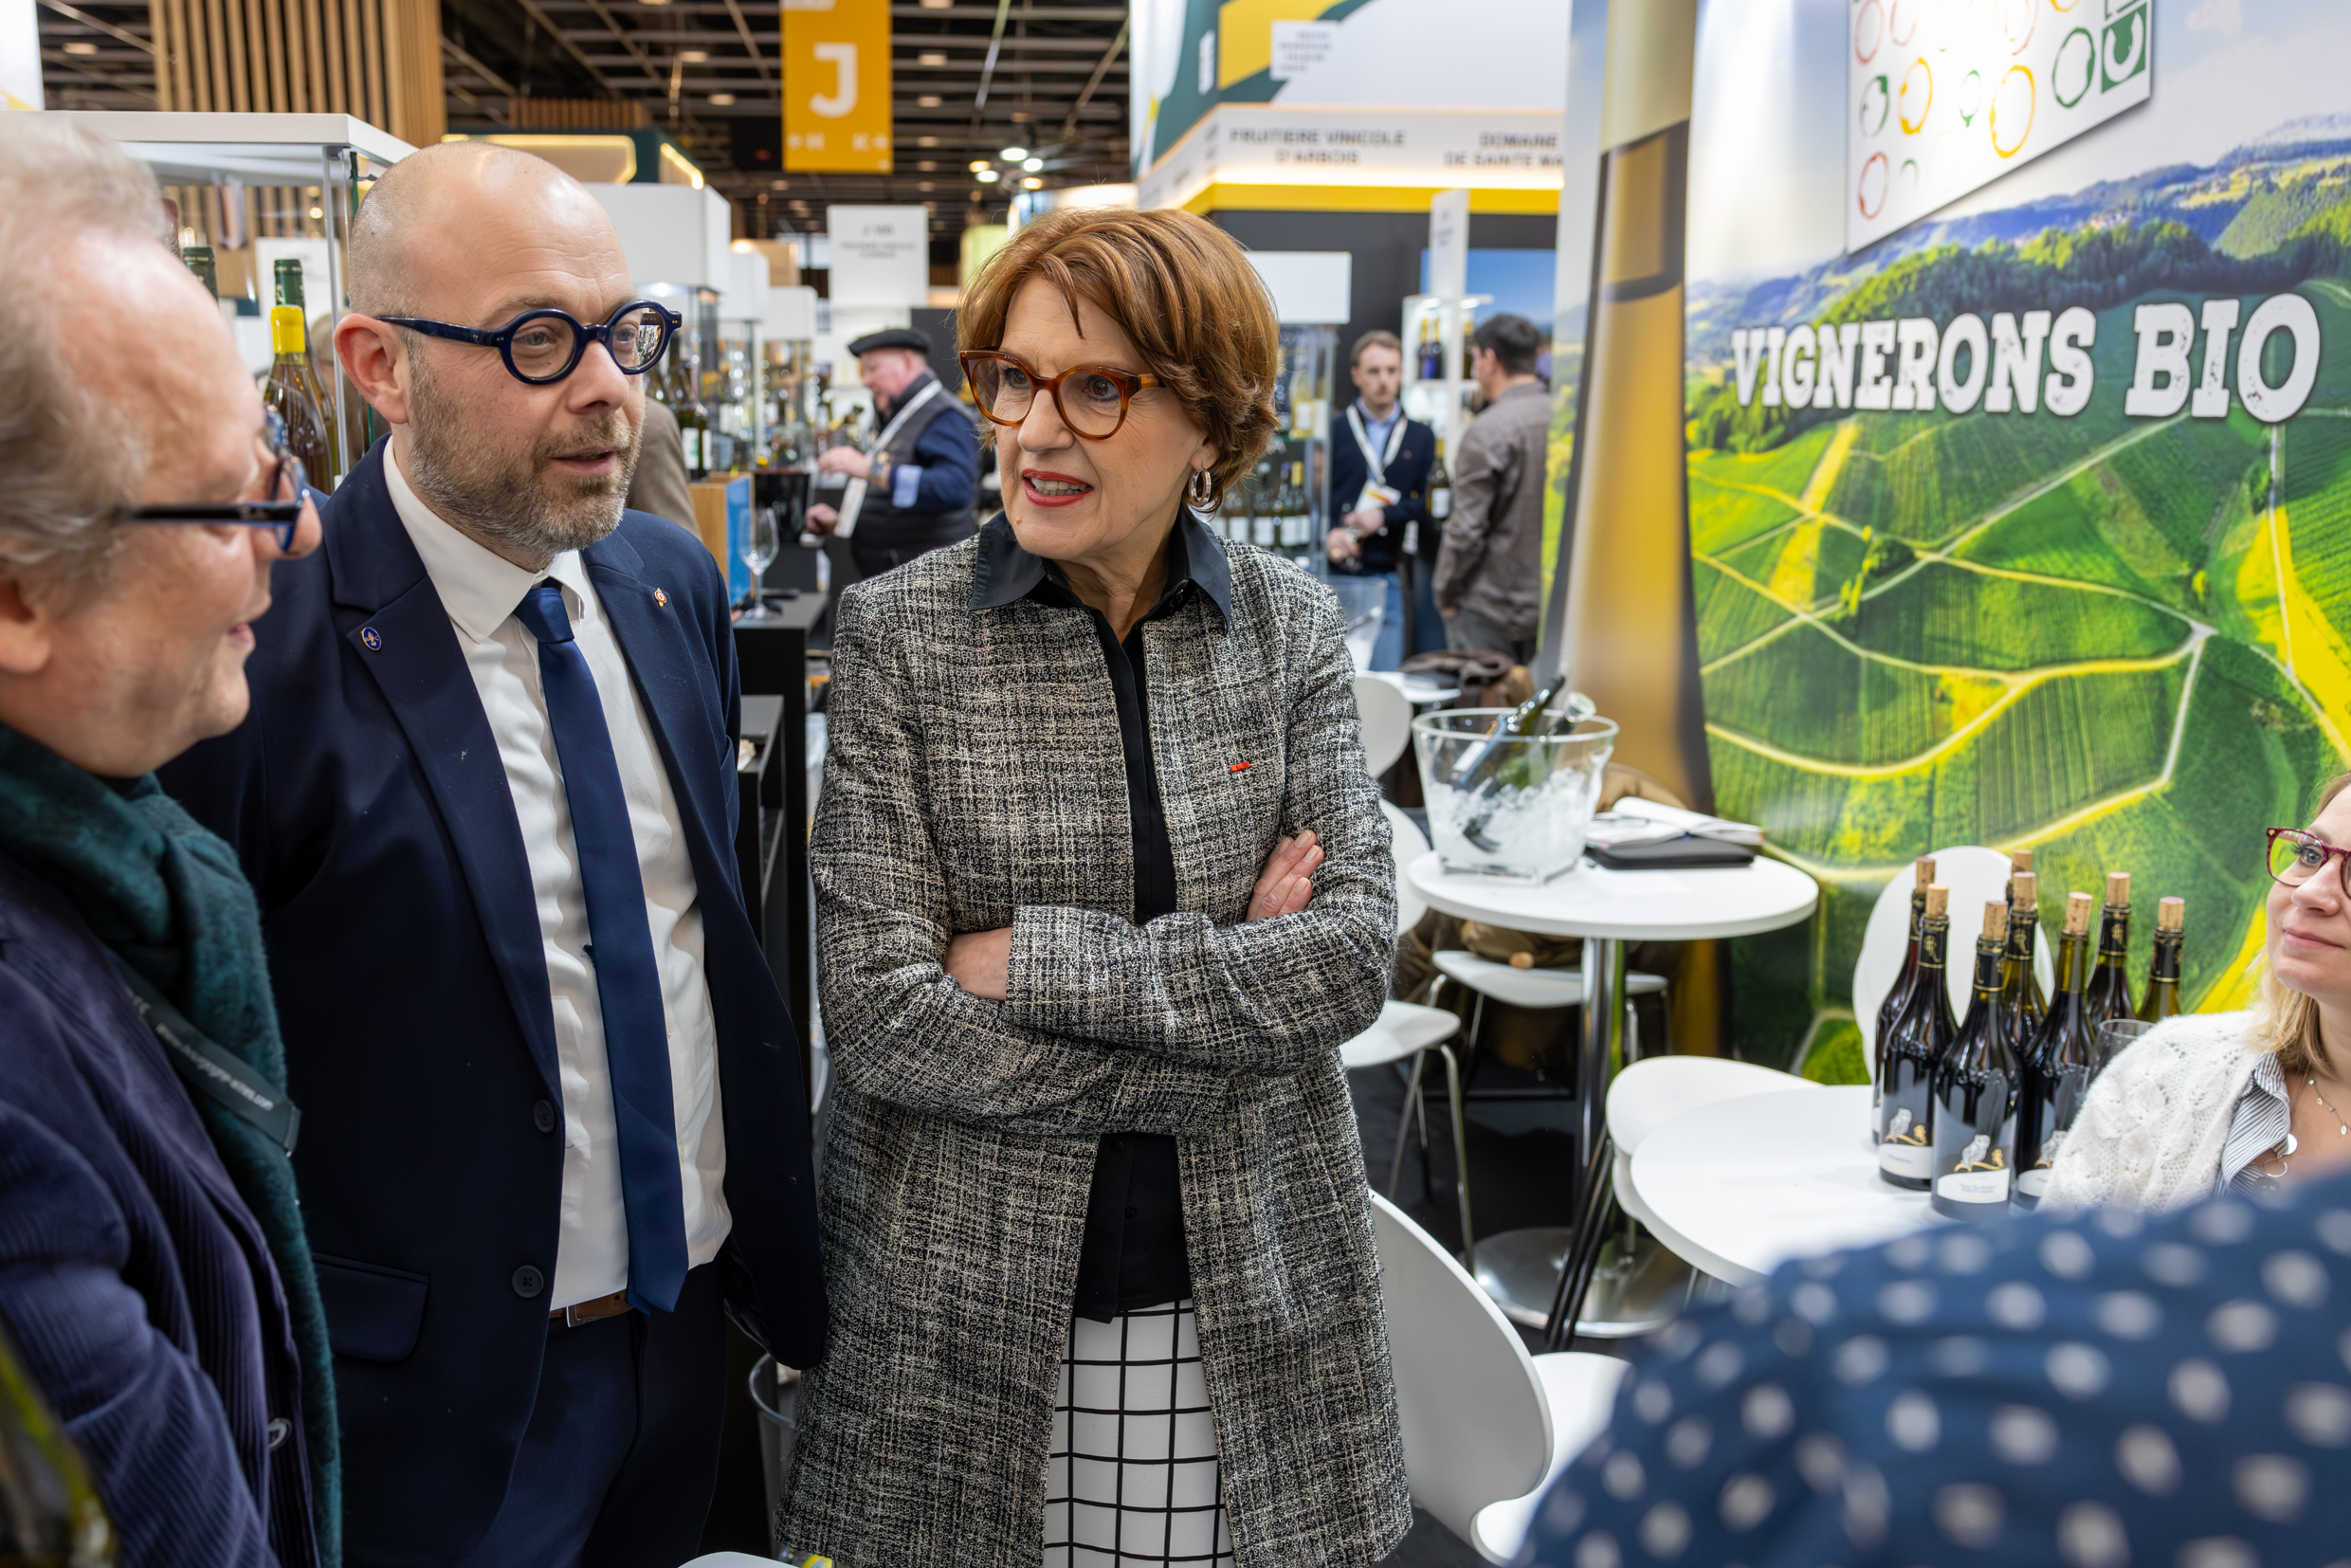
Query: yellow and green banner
[[1682, 0, 2351, 1067]]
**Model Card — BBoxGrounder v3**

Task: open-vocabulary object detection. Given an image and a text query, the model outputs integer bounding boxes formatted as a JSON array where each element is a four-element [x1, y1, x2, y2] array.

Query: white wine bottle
[[2000, 868, 2048, 1051], [2138, 897, 2186, 1023], [2016, 890, 2097, 1208], [1877, 883, 1954, 1189], [264, 259, 336, 487], [1872, 855, 1937, 1140], [1930, 900, 2022, 1219]]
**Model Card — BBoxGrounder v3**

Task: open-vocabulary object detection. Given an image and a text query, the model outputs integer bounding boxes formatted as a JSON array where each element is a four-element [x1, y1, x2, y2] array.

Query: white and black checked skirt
[[1043, 1301, 1234, 1566]]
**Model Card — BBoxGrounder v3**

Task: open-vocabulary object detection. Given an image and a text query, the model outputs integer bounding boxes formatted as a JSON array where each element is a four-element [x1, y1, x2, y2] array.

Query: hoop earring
[[1186, 467, 1219, 511]]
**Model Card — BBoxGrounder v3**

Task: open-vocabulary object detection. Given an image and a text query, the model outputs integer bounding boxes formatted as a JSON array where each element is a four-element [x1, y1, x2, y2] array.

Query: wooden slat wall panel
[[151, 0, 444, 144]]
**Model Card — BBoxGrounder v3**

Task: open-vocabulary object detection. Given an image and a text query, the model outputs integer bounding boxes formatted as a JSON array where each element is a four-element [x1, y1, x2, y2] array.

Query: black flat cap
[[847, 327, 932, 356]]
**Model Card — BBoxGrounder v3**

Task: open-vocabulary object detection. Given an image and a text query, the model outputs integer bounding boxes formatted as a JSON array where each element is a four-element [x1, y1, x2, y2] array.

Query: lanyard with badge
[[832, 378, 943, 539], [1346, 403, 1412, 555]]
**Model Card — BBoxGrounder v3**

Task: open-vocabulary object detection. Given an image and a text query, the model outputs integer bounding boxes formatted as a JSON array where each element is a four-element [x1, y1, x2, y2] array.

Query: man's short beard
[[405, 349, 641, 563]]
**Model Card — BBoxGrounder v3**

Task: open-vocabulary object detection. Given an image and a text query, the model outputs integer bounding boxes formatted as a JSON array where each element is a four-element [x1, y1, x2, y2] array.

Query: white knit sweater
[[2042, 1011, 2265, 1212]]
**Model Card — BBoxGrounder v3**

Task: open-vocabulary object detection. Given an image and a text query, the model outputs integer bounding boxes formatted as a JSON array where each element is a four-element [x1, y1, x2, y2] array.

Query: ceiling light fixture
[[708, 93, 735, 106], [917, 136, 939, 147], [678, 48, 707, 63], [918, 51, 947, 66], [917, 94, 942, 108], [1022, 157, 1043, 172], [975, 169, 1000, 183], [916, 160, 938, 172], [64, 40, 97, 53], [968, 158, 990, 171], [1021, 177, 1043, 190], [1000, 145, 1029, 161], [919, 181, 935, 192], [918, 0, 951, 7]]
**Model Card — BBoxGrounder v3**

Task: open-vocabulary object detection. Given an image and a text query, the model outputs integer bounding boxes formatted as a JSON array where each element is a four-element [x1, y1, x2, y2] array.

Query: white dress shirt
[[387, 448, 730, 1309]]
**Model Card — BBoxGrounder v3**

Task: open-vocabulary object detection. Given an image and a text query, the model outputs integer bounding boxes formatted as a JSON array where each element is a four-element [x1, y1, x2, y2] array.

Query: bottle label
[[1937, 1165, 2014, 1203], [1403, 520, 1420, 556], [2014, 1166, 2053, 1199], [1431, 488, 1451, 520], [682, 430, 702, 469], [1253, 516, 1277, 546], [1878, 1106, 1932, 1176]]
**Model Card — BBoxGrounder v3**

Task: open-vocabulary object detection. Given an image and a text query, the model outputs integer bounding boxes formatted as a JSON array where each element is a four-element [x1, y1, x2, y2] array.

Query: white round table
[[1403, 850, 1820, 1327], [1631, 1085, 1941, 1286]]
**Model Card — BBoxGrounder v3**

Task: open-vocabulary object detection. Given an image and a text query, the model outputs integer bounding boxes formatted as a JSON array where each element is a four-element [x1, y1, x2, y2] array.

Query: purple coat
[[0, 849, 315, 1567]]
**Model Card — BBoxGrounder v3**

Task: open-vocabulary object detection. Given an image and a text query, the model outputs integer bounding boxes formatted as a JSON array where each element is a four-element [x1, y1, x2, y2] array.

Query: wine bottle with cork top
[[1872, 855, 1936, 1140], [1930, 899, 2022, 1218], [264, 258, 336, 487], [2138, 897, 2186, 1023], [2082, 871, 2139, 1026], [2015, 890, 2098, 1208], [1877, 883, 1954, 1190], [2000, 869, 2048, 1050]]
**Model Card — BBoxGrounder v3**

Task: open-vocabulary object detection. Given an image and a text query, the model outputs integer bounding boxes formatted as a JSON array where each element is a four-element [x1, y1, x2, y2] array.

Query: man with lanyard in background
[[1324, 329, 1441, 669], [804, 327, 980, 638]]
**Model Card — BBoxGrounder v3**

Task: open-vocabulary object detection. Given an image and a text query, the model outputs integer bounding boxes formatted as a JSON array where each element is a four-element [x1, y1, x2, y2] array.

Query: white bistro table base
[[1405, 852, 1821, 1324]]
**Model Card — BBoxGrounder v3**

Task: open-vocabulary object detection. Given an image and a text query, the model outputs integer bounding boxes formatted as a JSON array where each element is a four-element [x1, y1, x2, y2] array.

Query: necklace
[[2306, 1075, 2351, 1139]]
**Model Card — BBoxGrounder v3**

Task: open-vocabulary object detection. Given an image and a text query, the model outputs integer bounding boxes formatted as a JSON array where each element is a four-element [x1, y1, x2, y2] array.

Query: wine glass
[[2093, 1018, 2155, 1078], [739, 505, 780, 615]]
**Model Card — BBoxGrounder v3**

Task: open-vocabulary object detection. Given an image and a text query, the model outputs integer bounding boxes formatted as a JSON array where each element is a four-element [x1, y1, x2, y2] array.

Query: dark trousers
[[455, 1263, 727, 1568]]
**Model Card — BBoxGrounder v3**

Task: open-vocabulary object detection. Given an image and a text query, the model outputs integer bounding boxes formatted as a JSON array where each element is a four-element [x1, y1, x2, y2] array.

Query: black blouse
[[971, 515, 1233, 1322]]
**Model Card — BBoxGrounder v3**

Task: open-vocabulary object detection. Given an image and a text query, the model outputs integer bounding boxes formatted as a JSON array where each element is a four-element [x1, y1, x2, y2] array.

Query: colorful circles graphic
[[1900, 57, 1933, 135], [2052, 27, 2094, 107], [1957, 67, 1984, 127], [2001, 0, 2036, 53], [1991, 64, 2035, 157], [1860, 73, 1891, 137], [1854, 0, 1884, 63], [1889, 0, 1918, 47], [1858, 151, 1890, 218]]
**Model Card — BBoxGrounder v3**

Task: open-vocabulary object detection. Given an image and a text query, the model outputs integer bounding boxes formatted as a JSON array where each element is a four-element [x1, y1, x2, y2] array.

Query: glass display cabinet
[[58, 111, 417, 491]]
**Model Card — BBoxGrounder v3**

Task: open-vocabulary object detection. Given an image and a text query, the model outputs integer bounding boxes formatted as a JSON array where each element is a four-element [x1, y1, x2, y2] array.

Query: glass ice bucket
[[1413, 709, 1617, 881]]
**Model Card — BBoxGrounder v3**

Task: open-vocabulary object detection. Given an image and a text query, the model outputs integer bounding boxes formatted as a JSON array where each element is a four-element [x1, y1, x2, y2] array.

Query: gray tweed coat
[[781, 517, 1411, 1566]]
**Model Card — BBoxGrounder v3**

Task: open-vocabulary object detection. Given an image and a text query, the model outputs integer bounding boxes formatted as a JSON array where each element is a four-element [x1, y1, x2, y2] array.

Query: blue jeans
[[1366, 564, 1449, 670]]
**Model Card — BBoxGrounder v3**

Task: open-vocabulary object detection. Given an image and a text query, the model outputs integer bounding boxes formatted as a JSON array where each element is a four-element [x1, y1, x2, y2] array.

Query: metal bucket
[[749, 1355, 801, 1548]]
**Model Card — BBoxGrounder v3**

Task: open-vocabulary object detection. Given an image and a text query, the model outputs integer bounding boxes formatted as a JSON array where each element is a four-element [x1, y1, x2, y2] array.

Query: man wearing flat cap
[[805, 327, 980, 616]]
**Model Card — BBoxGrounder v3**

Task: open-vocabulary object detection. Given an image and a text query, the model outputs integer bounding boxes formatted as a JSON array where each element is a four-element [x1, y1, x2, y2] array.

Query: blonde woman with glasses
[[2048, 772, 2351, 1209], [781, 207, 1408, 1567]]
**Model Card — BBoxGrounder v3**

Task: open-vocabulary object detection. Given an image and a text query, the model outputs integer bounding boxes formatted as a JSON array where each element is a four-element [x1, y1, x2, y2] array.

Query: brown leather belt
[[551, 1290, 631, 1328]]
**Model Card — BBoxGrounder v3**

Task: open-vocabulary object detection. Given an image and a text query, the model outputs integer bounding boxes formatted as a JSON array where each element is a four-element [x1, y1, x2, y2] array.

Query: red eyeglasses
[[2269, 827, 2351, 895]]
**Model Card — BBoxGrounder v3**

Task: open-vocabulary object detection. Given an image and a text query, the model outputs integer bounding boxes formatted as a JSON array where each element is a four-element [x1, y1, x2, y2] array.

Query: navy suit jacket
[[0, 851, 315, 1568], [160, 441, 827, 1566], [1326, 407, 1436, 575]]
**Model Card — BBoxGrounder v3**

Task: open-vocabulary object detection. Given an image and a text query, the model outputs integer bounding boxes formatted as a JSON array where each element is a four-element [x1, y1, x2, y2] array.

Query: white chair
[[1371, 1191, 1630, 1564], [1353, 672, 1415, 777], [1850, 845, 2053, 1075], [1344, 802, 1472, 1250], [1606, 1055, 1816, 1234], [1431, 951, 1670, 1058]]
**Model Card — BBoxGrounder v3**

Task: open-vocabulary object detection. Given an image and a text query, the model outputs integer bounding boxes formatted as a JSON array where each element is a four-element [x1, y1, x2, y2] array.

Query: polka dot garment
[[1526, 1170, 2351, 1568]]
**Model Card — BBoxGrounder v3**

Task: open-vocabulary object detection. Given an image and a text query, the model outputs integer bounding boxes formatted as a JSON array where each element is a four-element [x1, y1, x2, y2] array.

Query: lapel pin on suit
[[653, 589, 668, 608], [360, 627, 383, 650]]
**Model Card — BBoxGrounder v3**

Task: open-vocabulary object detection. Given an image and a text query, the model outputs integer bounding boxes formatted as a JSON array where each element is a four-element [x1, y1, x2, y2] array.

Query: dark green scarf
[[0, 722, 338, 1567]]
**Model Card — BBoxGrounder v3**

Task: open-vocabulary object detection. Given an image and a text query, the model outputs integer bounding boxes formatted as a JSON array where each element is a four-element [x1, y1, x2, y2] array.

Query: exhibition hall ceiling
[[30, 0, 1131, 239]]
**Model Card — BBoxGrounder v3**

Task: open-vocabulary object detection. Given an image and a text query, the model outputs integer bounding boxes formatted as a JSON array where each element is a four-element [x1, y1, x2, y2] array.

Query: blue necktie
[[514, 580, 689, 1314]]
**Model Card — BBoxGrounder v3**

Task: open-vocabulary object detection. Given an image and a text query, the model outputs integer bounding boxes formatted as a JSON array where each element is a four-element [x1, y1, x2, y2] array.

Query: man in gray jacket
[[1433, 313, 1550, 661]]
